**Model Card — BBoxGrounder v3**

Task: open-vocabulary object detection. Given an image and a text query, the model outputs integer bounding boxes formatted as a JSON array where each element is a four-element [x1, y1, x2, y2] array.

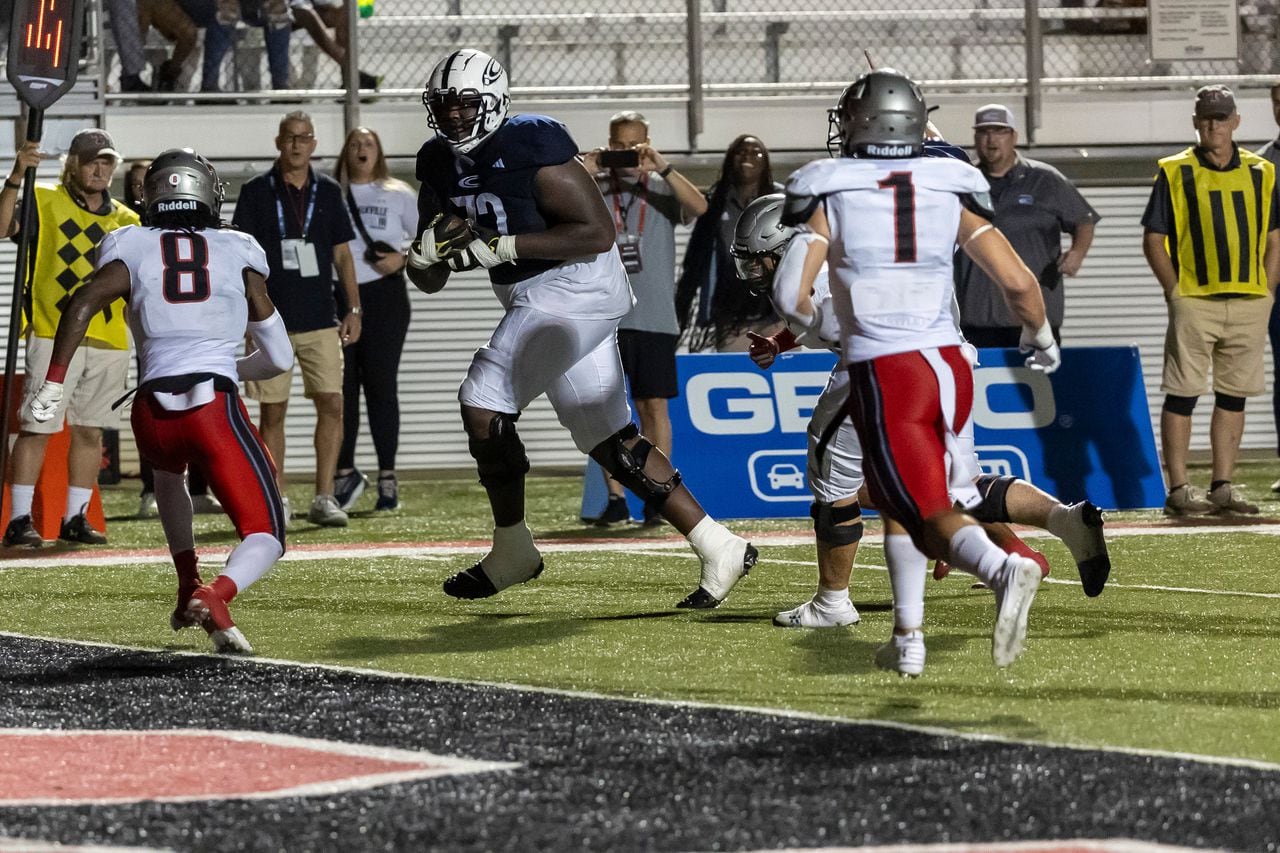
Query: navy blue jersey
[[416, 114, 580, 285]]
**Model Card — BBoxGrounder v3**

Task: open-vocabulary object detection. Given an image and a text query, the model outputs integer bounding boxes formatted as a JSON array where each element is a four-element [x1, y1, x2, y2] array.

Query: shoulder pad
[[781, 192, 820, 228], [923, 139, 971, 163], [960, 191, 996, 220], [491, 115, 578, 169]]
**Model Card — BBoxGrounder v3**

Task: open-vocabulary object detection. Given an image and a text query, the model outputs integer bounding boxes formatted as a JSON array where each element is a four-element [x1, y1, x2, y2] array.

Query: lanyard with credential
[[610, 172, 648, 238], [271, 172, 317, 238]]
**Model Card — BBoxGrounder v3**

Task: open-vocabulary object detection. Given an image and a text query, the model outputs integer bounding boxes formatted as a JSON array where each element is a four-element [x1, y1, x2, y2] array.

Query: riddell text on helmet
[[155, 199, 199, 212], [864, 143, 914, 157]]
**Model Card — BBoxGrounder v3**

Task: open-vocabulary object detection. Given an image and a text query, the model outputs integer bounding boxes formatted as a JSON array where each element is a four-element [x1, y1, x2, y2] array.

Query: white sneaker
[[676, 535, 758, 609], [773, 597, 859, 628], [190, 493, 223, 514], [992, 556, 1042, 667], [307, 494, 349, 527], [875, 630, 926, 677], [137, 491, 158, 519]]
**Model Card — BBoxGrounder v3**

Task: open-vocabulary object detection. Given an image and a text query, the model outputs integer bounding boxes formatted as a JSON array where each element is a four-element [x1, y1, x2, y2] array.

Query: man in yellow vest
[[0, 129, 139, 547], [1141, 85, 1280, 516]]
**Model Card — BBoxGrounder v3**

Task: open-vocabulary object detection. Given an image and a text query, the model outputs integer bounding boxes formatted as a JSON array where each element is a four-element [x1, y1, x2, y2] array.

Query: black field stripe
[[1232, 189, 1250, 283], [1180, 165, 1209, 286], [1209, 190, 1230, 282], [224, 393, 287, 546]]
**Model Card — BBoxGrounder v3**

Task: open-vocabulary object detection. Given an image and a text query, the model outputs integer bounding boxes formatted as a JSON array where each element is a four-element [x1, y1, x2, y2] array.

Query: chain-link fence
[[96, 1, 1280, 97]]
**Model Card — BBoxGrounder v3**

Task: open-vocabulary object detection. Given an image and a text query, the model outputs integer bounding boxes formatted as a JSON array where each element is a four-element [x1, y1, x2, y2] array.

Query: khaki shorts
[[21, 336, 130, 433], [1162, 292, 1274, 397], [244, 327, 343, 404]]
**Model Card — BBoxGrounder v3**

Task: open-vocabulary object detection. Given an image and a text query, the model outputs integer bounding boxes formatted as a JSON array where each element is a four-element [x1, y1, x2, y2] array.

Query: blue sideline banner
[[581, 346, 1165, 521]]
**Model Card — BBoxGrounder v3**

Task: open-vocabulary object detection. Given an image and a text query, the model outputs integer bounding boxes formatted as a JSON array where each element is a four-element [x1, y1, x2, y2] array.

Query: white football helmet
[[422, 49, 510, 155]]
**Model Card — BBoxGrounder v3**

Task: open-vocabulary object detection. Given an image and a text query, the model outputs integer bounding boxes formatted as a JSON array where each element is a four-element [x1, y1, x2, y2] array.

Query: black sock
[[1210, 480, 1230, 492]]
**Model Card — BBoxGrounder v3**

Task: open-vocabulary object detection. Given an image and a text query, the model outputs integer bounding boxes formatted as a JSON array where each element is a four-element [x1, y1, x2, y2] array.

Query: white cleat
[[773, 598, 860, 628], [992, 556, 1042, 667], [677, 537, 758, 609], [210, 626, 253, 655], [875, 630, 926, 677]]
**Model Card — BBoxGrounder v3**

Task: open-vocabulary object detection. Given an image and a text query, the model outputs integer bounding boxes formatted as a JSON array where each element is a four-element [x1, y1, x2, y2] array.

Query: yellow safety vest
[[1159, 146, 1275, 298], [27, 184, 139, 348]]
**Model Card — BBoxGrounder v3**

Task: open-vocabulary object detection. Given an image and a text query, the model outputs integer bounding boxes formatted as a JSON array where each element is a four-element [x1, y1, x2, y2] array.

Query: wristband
[[658, 165, 674, 178], [45, 362, 68, 383], [3, 179, 20, 191], [348, 306, 362, 315]]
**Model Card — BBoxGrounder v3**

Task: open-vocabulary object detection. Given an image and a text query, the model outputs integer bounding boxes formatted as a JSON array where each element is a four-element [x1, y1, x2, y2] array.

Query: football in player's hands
[[433, 213, 474, 255]]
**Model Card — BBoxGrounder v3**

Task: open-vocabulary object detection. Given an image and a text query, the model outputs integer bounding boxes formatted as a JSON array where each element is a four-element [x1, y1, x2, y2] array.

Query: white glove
[[960, 340, 980, 368], [465, 234, 518, 269], [1019, 321, 1061, 375], [29, 380, 64, 422], [406, 228, 443, 269]]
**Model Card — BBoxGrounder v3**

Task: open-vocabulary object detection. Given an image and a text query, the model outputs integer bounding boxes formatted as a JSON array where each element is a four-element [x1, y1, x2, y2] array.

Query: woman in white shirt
[[332, 127, 419, 512]]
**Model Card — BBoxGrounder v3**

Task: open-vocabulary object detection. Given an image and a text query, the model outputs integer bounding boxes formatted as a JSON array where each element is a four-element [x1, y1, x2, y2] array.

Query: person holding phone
[[581, 112, 707, 526], [331, 126, 418, 512]]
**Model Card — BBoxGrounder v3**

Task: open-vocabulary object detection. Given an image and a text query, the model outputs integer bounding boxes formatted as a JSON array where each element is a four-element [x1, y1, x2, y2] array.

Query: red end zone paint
[[0, 729, 517, 806]]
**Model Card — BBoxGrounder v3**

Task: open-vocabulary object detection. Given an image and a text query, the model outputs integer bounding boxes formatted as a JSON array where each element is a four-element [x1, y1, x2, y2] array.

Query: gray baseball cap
[[68, 128, 121, 161], [1194, 84, 1236, 119], [973, 104, 1016, 130]]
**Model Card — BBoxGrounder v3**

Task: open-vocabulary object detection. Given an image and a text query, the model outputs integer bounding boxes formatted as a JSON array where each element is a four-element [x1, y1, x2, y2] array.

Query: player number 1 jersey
[[785, 156, 989, 362], [95, 226, 271, 384]]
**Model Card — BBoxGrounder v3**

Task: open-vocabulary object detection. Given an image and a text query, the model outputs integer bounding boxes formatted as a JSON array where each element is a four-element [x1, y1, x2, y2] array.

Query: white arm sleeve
[[236, 310, 294, 381], [771, 231, 824, 332]]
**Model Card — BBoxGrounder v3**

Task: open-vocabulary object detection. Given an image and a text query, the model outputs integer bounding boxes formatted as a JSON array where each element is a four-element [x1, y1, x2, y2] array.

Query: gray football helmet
[[730, 193, 796, 295], [827, 68, 926, 159], [143, 148, 224, 224]]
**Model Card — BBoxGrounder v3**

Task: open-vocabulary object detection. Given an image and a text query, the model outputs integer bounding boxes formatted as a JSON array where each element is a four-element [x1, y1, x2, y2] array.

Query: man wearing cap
[[0, 129, 140, 547], [955, 104, 1100, 348], [1142, 84, 1280, 516]]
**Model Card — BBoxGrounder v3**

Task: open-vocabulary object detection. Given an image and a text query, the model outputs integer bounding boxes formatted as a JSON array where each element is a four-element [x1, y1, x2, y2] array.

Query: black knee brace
[[1214, 392, 1246, 412], [1163, 394, 1198, 416], [468, 413, 529, 490], [589, 423, 682, 509], [971, 474, 1016, 524], [811, 501, 863, 547]]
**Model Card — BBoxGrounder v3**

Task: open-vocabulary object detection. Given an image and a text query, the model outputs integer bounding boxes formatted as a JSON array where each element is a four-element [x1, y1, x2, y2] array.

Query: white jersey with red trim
[[96, 225, 270, 384], [785, 156, 989, 362], [772, 230, 839, 353]]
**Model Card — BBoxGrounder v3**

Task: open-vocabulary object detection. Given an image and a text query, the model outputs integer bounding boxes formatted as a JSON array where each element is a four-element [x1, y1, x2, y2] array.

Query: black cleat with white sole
[[443, 561, 545, 600], [676, 544, 758, 609]]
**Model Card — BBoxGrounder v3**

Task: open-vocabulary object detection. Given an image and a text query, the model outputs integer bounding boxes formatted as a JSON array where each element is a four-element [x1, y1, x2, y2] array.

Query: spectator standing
[[1142, 85, 1279, 516], [955, 104, 1100, 347], [0, 130, 139, 547], [582, 111, 707, 525], [232, 111, 362, 527], [332, 127, 416, 512], [676, 134, 784, 352], [1255, 81, 1280, 493]]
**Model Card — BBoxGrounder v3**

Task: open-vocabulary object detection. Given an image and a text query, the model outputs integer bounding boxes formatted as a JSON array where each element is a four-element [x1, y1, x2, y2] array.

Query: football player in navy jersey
[[406, 49, 758, 609]]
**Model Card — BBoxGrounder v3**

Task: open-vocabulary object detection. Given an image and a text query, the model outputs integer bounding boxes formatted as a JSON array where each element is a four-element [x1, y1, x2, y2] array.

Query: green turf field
[[2, 461, 1278, 766]]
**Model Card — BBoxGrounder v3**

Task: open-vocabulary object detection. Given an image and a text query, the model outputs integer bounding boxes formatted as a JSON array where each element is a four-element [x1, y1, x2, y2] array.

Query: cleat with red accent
[[184, 584, 252, 654]]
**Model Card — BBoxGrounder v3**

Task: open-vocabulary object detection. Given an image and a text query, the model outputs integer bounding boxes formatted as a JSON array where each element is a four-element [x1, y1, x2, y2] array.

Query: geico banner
[[583, 346, 1163, 521]]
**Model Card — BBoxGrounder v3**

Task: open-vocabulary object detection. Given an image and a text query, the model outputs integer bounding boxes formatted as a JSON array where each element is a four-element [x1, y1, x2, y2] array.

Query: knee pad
[[1214, 391, 1246, 412], [468, 413, 529, 490], [811, 501, 863, 547], [589, 423, 682, 509], [970, 474, 1016, 524], [1163, 394, 1198, 416]]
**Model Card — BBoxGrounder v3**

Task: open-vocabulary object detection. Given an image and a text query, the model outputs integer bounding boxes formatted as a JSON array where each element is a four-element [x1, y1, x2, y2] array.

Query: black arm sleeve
[[780, 192, 820, 228], [959, 191, 996, 220]]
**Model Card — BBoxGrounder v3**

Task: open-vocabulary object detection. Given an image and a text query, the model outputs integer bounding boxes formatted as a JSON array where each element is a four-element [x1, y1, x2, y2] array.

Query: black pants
[[338, 274, 411, 472], [960, 325, 1062, 349]]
